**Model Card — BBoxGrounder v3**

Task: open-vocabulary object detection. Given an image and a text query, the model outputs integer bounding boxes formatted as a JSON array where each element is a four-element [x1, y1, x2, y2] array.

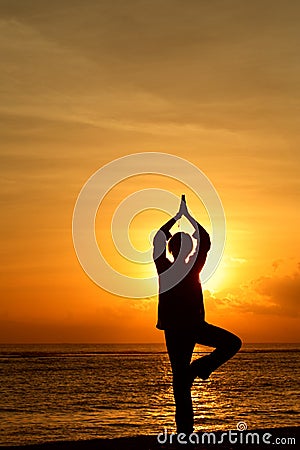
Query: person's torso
[[157, 262, 205, 329]]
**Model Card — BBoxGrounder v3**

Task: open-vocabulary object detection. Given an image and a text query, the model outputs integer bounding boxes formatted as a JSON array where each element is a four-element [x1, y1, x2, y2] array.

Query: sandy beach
[[2, 427, 298, 450]]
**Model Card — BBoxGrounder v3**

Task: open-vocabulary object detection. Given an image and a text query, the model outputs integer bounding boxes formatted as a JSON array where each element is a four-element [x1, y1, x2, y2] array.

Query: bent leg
[[164, 329, 195, 434], [191, 322, 241, 380]]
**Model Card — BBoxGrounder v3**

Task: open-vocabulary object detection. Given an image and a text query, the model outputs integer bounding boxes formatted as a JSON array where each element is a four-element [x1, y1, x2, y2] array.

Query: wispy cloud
[[205, 262, 300, 318]]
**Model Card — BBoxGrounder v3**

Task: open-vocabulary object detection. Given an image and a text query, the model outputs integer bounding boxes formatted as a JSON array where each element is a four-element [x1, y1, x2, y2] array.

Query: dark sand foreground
[[2, 427, 298, 450]]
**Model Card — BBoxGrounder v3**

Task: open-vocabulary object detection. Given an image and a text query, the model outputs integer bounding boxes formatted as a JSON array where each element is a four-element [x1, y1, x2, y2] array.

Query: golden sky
[[0, 0, 299, 343]]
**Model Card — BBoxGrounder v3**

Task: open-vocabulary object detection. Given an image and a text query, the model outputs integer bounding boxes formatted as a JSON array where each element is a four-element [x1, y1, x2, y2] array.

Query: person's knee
[[231, 335, 242, 353]]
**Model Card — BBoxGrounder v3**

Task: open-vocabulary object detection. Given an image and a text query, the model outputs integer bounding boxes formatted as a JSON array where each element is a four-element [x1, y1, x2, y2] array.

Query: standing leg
[[190, 322, 242, 381], [164, 329, 195, 434]]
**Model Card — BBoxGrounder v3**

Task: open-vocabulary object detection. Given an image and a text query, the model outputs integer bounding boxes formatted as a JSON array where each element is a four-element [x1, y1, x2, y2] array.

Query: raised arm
[[180, 198, 211, 271], [153, 213, 180, 265]]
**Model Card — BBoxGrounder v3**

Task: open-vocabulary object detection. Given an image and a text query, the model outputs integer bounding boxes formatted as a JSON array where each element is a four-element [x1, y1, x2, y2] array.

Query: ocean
[[0, 343, 299, 446]]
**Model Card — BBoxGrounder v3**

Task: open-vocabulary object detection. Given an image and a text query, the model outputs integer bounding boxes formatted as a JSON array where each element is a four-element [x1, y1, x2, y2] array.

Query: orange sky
[[0, 0, 299, 343]]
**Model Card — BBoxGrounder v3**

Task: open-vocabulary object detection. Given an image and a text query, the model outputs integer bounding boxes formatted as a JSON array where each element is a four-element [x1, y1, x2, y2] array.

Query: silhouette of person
[[153, 196, 241, 435]]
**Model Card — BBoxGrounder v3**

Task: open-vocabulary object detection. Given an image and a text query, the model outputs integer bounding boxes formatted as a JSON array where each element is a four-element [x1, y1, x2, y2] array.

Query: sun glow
[[1, 0, 299, 344]]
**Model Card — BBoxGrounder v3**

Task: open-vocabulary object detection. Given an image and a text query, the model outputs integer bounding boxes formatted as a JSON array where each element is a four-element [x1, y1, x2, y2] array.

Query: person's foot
[[176, 429, 194, 439], [197, 365, 211, 380], [190, 357, 212, 384]]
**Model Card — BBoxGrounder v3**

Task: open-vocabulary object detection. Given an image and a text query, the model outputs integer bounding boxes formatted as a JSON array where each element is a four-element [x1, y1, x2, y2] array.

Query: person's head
[[168, 232, 193, 260]]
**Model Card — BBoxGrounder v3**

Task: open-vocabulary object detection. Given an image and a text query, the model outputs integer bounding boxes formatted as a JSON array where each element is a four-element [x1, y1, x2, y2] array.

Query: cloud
[[205, 262, 300, 317], [1, 0, 300, 136]]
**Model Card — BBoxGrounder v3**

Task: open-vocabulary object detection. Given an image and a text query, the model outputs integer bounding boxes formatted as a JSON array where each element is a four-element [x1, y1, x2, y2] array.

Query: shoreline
[[2, 426, 298, 449]]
